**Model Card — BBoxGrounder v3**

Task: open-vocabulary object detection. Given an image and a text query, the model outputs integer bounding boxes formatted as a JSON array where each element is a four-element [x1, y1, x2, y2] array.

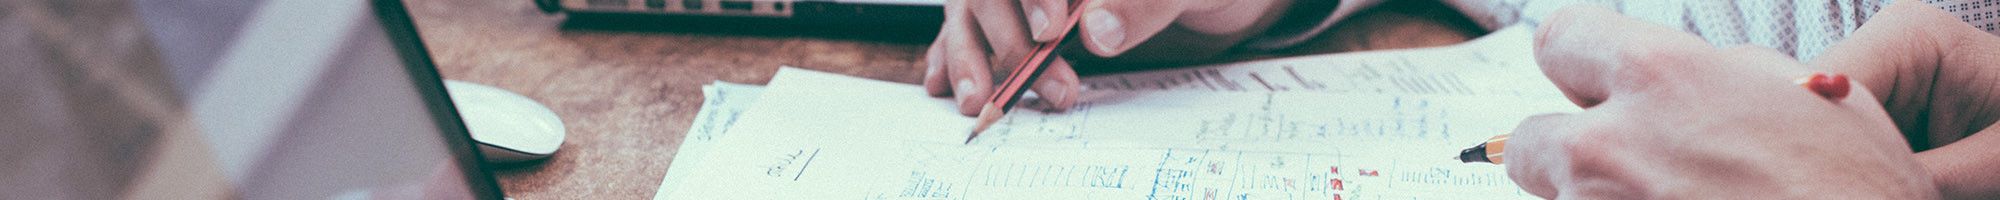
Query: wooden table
[[405, 0, 1485, 199]]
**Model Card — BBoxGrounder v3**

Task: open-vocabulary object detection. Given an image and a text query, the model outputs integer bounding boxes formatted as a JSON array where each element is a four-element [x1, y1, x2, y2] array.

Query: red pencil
[[967, 0, 1089, 144]]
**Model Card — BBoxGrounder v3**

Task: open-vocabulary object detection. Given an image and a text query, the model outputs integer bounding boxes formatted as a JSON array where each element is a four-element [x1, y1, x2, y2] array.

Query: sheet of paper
[[661, 65, 1570, 199], [656, 25, 1570, 199], [653, 81, 766, 200]]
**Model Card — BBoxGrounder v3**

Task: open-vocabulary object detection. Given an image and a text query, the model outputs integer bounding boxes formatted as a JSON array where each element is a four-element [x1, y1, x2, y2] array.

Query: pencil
[[1460, 72, 1852, 164], [967, 0, 1089, 144], [1457, 135, 1508, 164]]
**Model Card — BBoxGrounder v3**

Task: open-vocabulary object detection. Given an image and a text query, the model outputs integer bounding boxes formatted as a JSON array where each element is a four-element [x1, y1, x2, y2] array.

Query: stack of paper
[[655, 26, 1578, 200]]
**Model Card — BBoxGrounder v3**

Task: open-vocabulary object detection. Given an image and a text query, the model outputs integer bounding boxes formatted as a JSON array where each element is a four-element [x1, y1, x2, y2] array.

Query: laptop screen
[[184, 0, 502, 199]]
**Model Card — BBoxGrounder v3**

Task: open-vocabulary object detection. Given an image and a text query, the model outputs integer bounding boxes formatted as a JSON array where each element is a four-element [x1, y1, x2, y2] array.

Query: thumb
[[1504, 113, 1580, 199], [1078, 0, 1185, 57]]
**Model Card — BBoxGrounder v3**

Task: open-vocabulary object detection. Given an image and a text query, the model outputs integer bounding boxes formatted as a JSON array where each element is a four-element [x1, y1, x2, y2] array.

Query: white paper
[[656, 26, 1569, 199], [661, 65, 1568, 199], [654, 81, 766, 200]]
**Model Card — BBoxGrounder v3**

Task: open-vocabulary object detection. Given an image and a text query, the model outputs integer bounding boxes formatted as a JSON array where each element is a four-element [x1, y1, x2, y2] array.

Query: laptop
[[541, 0, 945, 42], [180, 0, 504, 199]]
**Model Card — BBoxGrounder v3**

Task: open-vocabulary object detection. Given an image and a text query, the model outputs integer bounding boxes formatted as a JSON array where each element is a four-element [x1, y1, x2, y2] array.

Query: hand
[[923, 0, 1294, 115], [1808, 1, 2000, 199], [1505, 5, 1937, 199]]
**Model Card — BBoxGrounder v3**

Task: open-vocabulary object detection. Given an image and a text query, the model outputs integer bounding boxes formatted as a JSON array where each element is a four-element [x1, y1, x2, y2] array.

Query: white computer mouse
[[444, 80, 566, 163]]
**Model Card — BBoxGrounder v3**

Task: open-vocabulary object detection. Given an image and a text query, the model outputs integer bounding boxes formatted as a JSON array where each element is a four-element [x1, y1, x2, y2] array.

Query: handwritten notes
[[653, 81, 764, 200], [655, 26, 1570, 199], [970, 90, 1576, 155]]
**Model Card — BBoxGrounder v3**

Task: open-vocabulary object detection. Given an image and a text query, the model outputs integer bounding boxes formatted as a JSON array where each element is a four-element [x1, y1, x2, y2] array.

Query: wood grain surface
[[403, 0, 1485, 199]]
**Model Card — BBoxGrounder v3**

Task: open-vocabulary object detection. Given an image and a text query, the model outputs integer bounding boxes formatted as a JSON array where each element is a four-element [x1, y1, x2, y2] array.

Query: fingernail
[[955, 79, 976, 100], [1084, 9, 1123, 52], [1026, 6, 1050, 35]]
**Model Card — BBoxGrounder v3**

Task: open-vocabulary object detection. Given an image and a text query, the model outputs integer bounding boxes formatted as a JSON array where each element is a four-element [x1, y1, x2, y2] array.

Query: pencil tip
[[965, 104, 1003, 145], [1457, 143, 1490, 163]]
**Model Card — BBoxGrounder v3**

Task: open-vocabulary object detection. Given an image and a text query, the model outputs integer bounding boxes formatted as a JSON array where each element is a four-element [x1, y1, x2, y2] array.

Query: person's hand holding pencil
[[1494, 5, 1936, 199], [923, 0, 1298, 116]]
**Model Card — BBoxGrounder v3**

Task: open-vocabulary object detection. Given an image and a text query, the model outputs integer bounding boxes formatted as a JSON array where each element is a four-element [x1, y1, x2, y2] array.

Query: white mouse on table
[[444, 80, 566, 163]]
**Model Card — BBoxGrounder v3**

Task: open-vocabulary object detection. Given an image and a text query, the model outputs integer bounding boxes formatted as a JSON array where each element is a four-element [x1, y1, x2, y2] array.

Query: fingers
[[927, 0, 978, 97], [1079, 0, 1185, 57], [1030, 56, 1080, 111], [924, 35, 952, 96], [1019, 0, 1070, 42], [930, 0, 1092, 115], [1532, 5, 1713, 108], [1509, 111, 1657, 200], [1516, 6, 1732, 199], [1505, 113, 1576, 199], [945, 28, 997, 116], [930, 0, 997, 116], [970, 0, 1035, 68]]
